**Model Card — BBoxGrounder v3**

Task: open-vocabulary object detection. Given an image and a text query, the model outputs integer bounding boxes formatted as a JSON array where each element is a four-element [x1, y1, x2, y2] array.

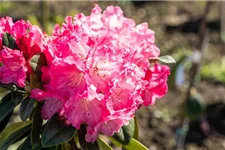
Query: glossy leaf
[[113, 118, 135, 144], [32, 102, 43, 149], [109, 136, 121, 147], [0, 121, 32, 150], [0, 93, 22, 123], [18, 136, 42, 150], [122, 138, 148, 150], [78, 125, 100, 150], [20, 97, 35, 121], [97, 137, 113, 150], [0, 111, 13, 133], [42, 114, 76, 147], [157, 55, 176, 63], [2, 32, 18, 49], [29, 53, 47, 76]]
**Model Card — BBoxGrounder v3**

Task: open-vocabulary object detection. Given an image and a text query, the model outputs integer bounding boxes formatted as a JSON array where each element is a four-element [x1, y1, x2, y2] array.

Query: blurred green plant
[[0, 1, 11, 14], [201, 57, 225, 84]]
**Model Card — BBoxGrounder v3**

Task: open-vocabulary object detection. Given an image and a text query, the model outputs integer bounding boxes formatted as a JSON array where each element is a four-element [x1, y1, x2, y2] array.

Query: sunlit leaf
[[122, 138, 148, 150], [0, 121, 32, 150], [97, 137, 113, 150], [157, 55, 176, 63], [109, 136, 121, 147], [42, 114, 76, 147], [29, 53, 47, 77]]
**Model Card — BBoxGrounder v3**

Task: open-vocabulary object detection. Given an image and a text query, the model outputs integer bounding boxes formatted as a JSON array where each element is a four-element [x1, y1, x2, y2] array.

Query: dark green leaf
[[0, 111, 13, 133], [32, 102, 43, 149], [157, 55, 176, 63], [29, 53, 47, 77], [97, 137, 113, 150], [0, 93, 22, 123], [113, 118, 135, 144], [0, 121, 32, 150], [46, 145, 59, 150], [78, 125, 100, 150], [18, 136, 42, 150], [29, 106, 36, 120], [42, 114, 76, 147], [12, 94, 23, 105], [20, 97, 35, 122], [2, 32, 18, 49], [122, 138, 148, 150], [185, 90, 205, 120]]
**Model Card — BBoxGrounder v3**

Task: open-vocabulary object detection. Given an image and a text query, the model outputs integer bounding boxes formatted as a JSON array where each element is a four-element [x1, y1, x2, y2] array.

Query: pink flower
[[0, 17, 45, 73], [143, 64, 170, 106], [31, 4, 170, 142], [0, 47, 28, 87]]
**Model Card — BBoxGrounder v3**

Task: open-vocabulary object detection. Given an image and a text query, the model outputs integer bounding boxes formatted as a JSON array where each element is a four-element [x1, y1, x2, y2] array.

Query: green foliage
[[110, 117, 149, 150], [97, 137, 113, 150], [113, 118, 135, 144], [0, 121, 32, 150], [0, 111, 13, 133], [184, 89, 205, 120], [0, 93, 22, 123], [201, 57, 225, 84], [20, 97, 35, 122], [18, 136, 42, 150], [0, 88, 10, 99], [29, 53, 47, 77], [123, 138, 149, 150], [42, 114, 76, 147], [78, 125, 100, 150], [157, 55, 176, 64], [2, 32, 18, 49], [32, 103, 43, 149]]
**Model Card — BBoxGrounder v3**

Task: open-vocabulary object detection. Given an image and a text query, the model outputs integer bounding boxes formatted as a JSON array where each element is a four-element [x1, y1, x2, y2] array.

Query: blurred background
[[1, 1, 225, 150]]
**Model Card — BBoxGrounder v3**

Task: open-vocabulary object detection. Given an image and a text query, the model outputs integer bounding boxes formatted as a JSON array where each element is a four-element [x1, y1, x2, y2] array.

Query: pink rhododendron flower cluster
[[0, 17, 45, 87], [0, 47, 27, 87], [31, 4, 170, 142]]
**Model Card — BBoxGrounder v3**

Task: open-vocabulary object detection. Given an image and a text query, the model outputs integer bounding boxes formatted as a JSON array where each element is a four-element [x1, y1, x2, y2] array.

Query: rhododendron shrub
[[0, 4, 174, 150]]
